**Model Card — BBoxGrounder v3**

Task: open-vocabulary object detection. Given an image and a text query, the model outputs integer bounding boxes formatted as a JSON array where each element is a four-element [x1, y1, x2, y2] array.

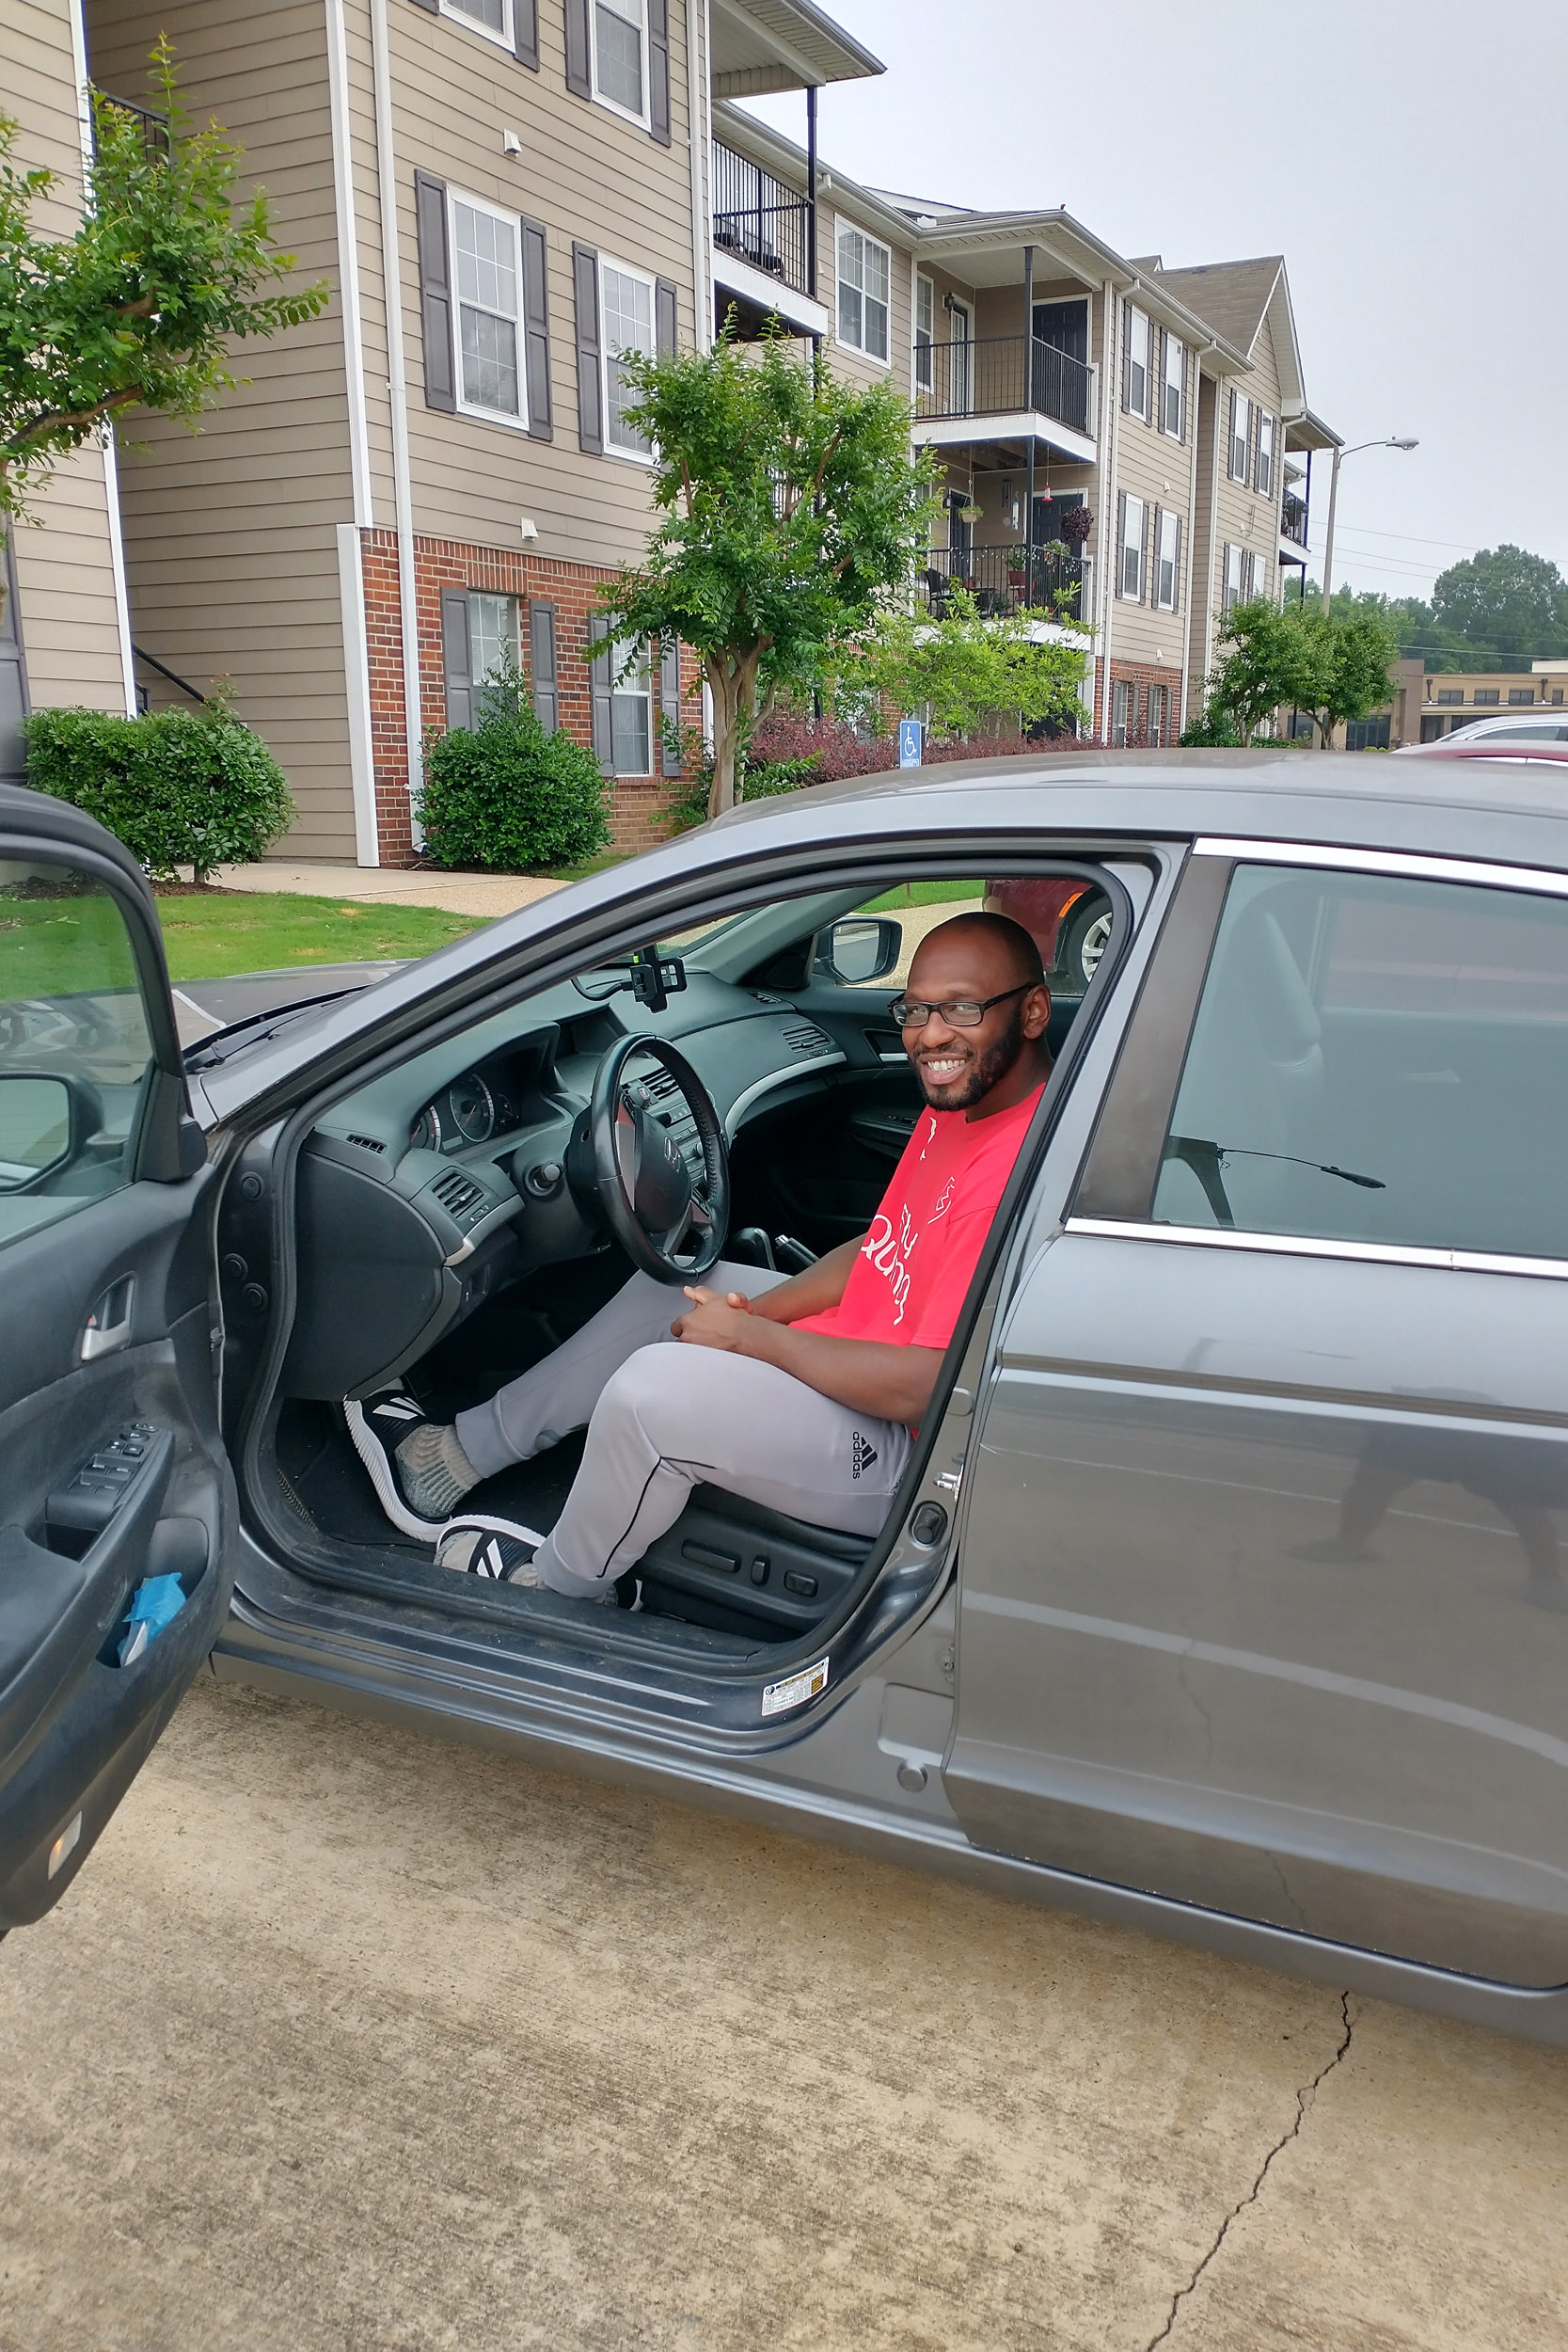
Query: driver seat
[[638, 1486, 874, 1638]]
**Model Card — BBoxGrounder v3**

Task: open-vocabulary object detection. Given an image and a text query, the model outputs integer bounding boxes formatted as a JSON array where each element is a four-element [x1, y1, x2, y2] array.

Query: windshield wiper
[[182, 990, 358, 1072], [1164, 1136, 1386, 1228]]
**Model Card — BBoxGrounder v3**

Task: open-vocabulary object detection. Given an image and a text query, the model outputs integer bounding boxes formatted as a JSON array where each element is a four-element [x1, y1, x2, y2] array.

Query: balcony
[[918, 542, 1085, 623], [711, 139, 828, 337], [912, 335, 1096, 459], [1280, 491, 1309, 553]]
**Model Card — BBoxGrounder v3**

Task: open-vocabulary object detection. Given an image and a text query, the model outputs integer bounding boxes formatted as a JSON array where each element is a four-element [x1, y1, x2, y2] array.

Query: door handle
[[81, 1276, 135, 1363]]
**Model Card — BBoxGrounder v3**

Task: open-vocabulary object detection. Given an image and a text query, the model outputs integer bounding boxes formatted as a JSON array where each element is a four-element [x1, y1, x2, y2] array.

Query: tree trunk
[[705, 645, 763, 822]]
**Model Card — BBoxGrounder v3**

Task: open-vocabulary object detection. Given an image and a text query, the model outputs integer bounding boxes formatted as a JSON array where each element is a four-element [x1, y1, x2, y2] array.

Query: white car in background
[[1396, 707, 1568, 759]]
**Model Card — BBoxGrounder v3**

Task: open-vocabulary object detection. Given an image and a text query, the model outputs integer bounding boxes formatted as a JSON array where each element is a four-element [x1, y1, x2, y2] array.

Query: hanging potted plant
[[1061, 503, 1094, 550]]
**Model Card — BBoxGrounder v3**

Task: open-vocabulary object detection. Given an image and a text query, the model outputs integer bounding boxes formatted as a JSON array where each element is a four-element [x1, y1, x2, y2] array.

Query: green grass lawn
[[864, 880, 986, 913], [153, 890, 491, 981]]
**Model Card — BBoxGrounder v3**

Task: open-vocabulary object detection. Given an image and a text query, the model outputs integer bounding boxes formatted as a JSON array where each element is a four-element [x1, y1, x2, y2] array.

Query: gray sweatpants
[[454, 1263, 911, 1602]]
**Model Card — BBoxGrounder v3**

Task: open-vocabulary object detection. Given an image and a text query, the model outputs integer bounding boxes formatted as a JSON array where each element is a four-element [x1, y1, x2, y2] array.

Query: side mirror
[[816, 916, 902, 986], [0, 1072, 87, 1191]]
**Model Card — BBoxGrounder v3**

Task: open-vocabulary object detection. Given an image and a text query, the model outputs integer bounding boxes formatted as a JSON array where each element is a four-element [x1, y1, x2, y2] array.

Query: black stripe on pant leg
[[593, 1457, 667, 1583]]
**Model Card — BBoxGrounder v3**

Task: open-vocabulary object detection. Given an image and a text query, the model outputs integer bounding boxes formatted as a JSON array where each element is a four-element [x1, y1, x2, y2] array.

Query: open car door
[[0, 786, 235, 1930]]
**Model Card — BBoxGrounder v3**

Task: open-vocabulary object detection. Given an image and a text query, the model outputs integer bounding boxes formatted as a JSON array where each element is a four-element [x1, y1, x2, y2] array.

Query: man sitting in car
[[348, 912, 1053, 1598]]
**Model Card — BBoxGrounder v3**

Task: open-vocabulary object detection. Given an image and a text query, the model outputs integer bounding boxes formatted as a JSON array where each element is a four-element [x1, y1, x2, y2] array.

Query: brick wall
[[1091, 656, 1186, 746], [358, 528, 690, 867]]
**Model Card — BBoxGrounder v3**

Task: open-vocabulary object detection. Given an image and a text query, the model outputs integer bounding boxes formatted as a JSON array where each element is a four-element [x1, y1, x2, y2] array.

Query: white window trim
[[835, 219, 893, 369], [448, 187, 530, 434], [1125, 304, 1151, 423], [914, 270, 934, 391], [609, 635, 654, 774], [1161, 333, 1184, 440], [600, 251, 657, 467], [1255, 409, 1275, 498], [1154, 508, 1180, 612], [591, 0, 652, 132], [438, 0, 515, 50], [1119, 493, 1146, 602], [1229, 389, 1251, 483]]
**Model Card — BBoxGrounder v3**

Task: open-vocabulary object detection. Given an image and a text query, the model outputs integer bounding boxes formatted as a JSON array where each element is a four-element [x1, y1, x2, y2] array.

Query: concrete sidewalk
[[212, 860, 573, 919]]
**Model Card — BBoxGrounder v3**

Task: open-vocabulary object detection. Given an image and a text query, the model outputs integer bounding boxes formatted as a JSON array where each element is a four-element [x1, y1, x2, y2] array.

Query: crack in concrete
[[1142, 1991, 1354, 2349]]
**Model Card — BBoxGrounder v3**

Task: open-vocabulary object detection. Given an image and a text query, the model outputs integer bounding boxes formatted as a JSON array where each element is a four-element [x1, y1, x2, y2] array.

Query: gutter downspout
[[1179, 342, 1212, 732], [1022, 245, 1035, 582], [67, 0, 136, 718], [686, 0, 711, 350], [326, 0, 378, 863], [1095, 279, 1117, 739], [1204, 366, 1224, 686], [370, 0, 425, 850]]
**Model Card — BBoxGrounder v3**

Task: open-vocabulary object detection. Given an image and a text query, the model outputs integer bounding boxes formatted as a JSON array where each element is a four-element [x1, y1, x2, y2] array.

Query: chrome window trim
[[1194, 836, 1568, 898], [1064, 1216, 1568, 1283]]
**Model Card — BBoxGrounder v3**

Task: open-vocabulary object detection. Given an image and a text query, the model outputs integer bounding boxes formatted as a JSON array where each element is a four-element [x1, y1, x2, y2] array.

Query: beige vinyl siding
[[378, 0, 699, 565], [8, 0, 131, 717], [1104, 310, 1193, 672], [86, 0, 360, 857], [1211, 321, 1286, 624]]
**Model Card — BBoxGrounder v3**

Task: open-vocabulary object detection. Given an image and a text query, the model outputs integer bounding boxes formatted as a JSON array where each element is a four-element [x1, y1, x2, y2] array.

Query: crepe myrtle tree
[[1189, 596, 1398, 748], [591, 323, 937, 820], [0, 39, 326, 615], [845, 586, 1089, 745]]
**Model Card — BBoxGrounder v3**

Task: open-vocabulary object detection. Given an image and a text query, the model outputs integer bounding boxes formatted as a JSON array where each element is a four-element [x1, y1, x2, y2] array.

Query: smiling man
[[347, 911, 1053, 1600]]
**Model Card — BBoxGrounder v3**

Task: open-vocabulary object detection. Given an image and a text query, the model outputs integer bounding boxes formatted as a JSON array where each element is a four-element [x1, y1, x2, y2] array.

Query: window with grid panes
[[601, 261, 655, 456], [837, 225, 890, 361], [451, 196, 523, 422], [594, 0, 647, 119], [1161, 332, 1184, 437]]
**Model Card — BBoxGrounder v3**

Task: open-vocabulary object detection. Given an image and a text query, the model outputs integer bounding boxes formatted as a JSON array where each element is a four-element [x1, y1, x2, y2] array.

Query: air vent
[[431, 1169, 484, 1220], [345, 1132, 386, 1155], [640, 1067, 682, 1103], [782, 1022, 834, 1056]]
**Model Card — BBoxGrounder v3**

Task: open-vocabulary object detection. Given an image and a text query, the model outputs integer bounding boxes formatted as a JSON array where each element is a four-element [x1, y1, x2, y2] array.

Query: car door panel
[[0, 803, 237, 1926], [948, 1233, 1568, 1986]]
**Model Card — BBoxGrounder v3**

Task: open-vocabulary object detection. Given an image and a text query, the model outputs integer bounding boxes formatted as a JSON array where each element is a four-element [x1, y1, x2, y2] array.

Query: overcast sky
[[740, 0, 1568, 608]]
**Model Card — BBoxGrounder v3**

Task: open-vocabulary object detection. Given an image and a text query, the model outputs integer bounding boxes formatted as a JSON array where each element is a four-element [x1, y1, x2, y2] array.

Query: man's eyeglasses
[[888, 983, 1032, 1029]]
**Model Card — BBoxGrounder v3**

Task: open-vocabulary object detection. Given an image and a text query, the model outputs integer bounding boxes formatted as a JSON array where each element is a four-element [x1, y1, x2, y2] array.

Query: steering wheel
[[583, 1033, 730, 1282]]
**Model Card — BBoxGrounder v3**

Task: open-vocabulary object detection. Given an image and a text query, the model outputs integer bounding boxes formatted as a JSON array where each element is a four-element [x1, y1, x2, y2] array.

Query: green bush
[[419, 660, 610, 871], [660, 717, 820, 832], [23, 702, 293, 882]]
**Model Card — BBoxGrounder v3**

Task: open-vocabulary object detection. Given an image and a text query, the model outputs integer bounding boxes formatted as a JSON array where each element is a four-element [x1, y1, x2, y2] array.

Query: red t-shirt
[[792, 1085, 1043, 1355]]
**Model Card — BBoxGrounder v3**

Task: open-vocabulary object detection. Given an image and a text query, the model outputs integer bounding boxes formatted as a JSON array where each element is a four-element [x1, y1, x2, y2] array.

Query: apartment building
[[81, 0, 879, 861], [1346, 657, 1568, 752], [37, 0, 1340, 854], [2, 0, 136, 780], [709, 103, 1338, 748]]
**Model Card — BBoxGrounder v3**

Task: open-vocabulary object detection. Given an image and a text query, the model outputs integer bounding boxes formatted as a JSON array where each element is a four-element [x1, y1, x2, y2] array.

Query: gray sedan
[[5, 753, 1568, 2046]]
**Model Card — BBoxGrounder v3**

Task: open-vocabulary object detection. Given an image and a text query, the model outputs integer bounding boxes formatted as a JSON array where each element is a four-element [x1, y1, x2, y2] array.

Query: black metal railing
[[914, 335, 1094, 437], [94, 92, 171, 157], [712, 140, 813, 296], [1280, 491, 1308, 548], [918, 543, 1085, 621]]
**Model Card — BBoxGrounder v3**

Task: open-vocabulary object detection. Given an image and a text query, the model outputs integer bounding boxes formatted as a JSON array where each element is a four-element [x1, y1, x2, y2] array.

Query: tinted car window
[[1152, 862, 1568, 1259], [1465, 722, 1568, 743], [0, 859, 155, 1248]]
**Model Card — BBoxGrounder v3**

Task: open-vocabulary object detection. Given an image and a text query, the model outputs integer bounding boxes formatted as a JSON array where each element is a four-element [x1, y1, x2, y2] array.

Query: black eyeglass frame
[[887, 981, 1036, 1030]]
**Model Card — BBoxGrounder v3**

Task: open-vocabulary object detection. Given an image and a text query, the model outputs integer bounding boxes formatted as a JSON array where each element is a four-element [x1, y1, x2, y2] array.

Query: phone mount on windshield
[[572, 946, 688, 1015]]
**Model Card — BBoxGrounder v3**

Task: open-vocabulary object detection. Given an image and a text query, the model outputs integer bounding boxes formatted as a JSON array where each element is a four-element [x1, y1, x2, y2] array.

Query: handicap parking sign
[[898, 718, 923, 768]]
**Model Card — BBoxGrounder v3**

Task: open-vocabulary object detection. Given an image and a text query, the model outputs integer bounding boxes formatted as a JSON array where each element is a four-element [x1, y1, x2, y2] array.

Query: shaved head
[[901, 910, 1053, 1119]]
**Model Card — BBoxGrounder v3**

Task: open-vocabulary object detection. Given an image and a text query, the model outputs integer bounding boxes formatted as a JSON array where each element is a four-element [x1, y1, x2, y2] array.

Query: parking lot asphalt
[[1, 1674, 1563, 2352]]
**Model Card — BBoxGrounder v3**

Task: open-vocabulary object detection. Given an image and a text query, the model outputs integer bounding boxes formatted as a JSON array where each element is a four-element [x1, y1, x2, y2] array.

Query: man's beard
[[917, 1000, 1026, 1111]]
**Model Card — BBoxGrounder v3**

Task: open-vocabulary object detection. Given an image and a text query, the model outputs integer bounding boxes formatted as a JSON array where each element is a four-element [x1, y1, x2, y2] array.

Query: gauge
[[447, 1072, 496, 1144], [410, 1104, 441, 1153]]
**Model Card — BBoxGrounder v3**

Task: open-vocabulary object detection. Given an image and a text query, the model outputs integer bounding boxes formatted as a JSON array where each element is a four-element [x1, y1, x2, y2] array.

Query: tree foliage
[[24, 699, 293, 882], [1306, 545, 1568, 674], [1187, 596, 1398, 747], [843, 586, 1088, 743], [0, 39, 327, 544], [419, 658, 610, 872], [591, 325, 936, 819]]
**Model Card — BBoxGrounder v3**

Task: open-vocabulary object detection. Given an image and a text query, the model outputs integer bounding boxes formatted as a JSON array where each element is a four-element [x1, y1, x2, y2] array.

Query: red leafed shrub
[[747, 713, 898, 782]]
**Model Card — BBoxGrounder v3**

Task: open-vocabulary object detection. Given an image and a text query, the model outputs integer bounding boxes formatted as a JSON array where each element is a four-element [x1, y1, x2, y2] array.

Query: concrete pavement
[[212, 861, 571, 920], [0, 1673, 1562, 2351]]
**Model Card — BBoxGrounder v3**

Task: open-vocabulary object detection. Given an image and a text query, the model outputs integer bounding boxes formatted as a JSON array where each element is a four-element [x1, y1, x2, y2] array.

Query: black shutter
[[589, 643, 614, 771], [414, 171, 455, 412], [573, 243, 603, 454], [529, 601, 559, 733], [519, 215, 552, 440], [441, 590, 473, 731], [514, 0, 539, 68], [655, 276, 677, 358], [1116, 490, 1127, 596], [648, 0, 672, 144], [659, 637, 683, 774], [564, 0, 591, 97]]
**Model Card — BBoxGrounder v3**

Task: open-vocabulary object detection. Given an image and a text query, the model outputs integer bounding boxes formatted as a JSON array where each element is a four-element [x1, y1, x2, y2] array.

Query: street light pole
[[1320, 437, 1418, 610]]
